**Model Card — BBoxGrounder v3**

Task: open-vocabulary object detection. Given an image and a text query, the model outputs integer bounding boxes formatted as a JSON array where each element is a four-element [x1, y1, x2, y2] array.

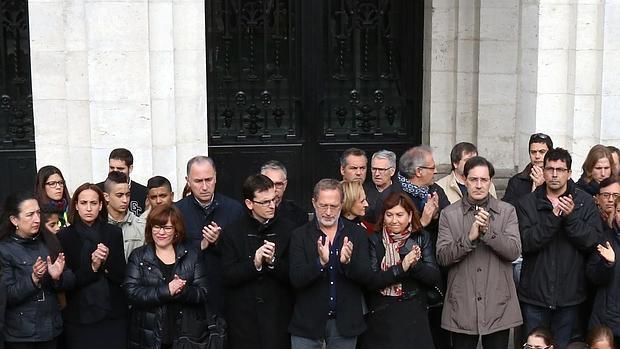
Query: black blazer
[[58, 219, 127, 324], [288, 218, 372, 339]]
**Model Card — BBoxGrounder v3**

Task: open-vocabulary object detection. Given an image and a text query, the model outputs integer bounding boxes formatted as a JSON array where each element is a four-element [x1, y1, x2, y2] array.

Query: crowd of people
[[0, 136, 619, 349]]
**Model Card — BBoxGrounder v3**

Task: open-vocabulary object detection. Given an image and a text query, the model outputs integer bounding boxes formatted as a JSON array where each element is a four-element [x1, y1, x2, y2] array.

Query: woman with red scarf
[[359, 191, 441, 349]]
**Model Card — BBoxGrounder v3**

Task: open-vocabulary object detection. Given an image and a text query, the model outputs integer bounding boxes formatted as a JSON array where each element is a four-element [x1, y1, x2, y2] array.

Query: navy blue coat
[[175, 193, 243, 314]]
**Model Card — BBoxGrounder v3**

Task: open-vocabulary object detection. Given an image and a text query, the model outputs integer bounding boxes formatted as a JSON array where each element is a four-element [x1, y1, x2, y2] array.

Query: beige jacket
[[436, 197, 522, 335], [108, 211, 146, 261], [436, 171, 497, 204]]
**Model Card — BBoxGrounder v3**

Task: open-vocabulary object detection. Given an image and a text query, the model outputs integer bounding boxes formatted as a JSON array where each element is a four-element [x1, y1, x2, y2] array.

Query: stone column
[[29, 0, 207, 194]]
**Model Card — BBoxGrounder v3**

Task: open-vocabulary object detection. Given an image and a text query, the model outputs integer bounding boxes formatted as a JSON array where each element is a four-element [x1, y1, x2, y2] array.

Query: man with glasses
[[596, 176, 620, 225], [220, 174, 295, 349], [437, 156, 522, 349], [437, 142, 498, 204], [516, 148, 602, 349], [503, 133, 554, 207], [289, 179, 368, 349], [175, 155, 244, 315], [261, 160, 308, 228], [363, 150, 396, 219]]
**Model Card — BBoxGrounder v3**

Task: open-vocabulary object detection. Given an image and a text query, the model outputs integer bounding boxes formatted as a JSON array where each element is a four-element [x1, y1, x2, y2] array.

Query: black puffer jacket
[[0, 233, 74, 342], [125, 243, 208, 349], [516, 180, 602, 307]]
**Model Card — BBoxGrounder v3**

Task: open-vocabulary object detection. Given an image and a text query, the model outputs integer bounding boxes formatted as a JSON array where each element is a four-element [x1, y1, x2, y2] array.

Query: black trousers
[[5, 339, 57, 349], [451, 329, 510, 349]]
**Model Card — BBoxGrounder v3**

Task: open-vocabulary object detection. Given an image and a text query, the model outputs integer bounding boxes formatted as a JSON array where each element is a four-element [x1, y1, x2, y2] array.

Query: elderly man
[[288, 179, 369, 349], [436, 156, 522, 349], [436, 142, 497, 204], [261, 160, 308, 228], [364, 150, 396, 214], [221, 174, 295, 349], [175, 156, 244, 315]]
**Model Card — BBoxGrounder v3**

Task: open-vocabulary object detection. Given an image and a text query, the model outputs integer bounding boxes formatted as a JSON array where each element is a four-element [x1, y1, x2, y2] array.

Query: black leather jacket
[[0, 233, 74, 342], [124, 243, 208, 349], [367, 229, 441, 299]]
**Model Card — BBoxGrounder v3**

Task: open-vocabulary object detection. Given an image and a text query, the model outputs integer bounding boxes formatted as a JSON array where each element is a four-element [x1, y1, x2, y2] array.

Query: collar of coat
[[460, 195, 501, 215], [141, 242, 190, 264]]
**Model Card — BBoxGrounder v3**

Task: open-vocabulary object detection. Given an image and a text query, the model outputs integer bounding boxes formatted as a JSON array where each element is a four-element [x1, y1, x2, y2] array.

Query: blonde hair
[[341, 181, 365, 218]]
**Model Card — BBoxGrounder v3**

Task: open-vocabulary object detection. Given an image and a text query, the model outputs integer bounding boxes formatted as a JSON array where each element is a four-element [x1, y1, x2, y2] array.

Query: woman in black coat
[[57, 183, 127, 349], [125, 205, 208, 349], [0, 192, 74, 349], [359, 191, 441, 349]]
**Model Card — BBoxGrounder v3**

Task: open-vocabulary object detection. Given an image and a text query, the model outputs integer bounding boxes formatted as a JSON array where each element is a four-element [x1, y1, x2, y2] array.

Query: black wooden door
[[0, 0, 36, 206], [206, 0, 423, 210]]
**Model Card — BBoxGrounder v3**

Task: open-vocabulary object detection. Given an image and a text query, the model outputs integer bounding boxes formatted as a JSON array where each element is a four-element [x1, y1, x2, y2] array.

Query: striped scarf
[[379, 226, 411, 297]]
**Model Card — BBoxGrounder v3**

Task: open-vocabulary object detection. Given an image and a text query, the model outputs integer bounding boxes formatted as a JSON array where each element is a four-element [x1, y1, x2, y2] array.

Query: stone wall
[[29, 0, 620, 194]]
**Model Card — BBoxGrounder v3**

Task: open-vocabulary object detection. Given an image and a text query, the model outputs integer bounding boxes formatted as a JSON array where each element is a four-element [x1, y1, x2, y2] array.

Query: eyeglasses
[[529, 133, 550, 142], [418, 165, 436, 171], [45, 180, 65, 188], [152, 225, 174, 233], [316, 203, 341, 212], [371, 167, 393, 174], [543, 167, 569, 174], [523, 344, 552, 349], [272, 180, 287, 189], [252, 198, 277, 207], [598, 192, 620, 200]]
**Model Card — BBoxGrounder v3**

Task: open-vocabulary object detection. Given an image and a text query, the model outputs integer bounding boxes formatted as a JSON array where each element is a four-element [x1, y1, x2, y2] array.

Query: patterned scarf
[[47, 198, 67, 212], [397, 173, 429, 212], [380, 226, 412, 297]]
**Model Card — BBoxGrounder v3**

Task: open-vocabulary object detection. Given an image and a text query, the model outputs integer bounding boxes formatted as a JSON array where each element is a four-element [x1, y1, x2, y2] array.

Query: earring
[[15, 225, 18, 230]]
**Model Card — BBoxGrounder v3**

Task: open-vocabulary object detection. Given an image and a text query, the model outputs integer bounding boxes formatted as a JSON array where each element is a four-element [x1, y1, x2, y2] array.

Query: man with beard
[[288, 179, 368, 349], [221, 174, 295, 349], [517, 148, 602, 349]]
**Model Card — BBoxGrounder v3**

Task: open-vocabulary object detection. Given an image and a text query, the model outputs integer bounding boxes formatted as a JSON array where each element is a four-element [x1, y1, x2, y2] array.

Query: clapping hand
[[401, 245, 421, 271], [597, 241, 615, 264], [317, 237, 330, 267], [168, 274, 186, 296], [47, 252, 66, 281], [31, 256, 47, 284], [420, 193, 439, 227], [200, 222, 222, 250], [91, 243, 109, 272], [254, 240, 276, 269], [339, 236, 353, 264]]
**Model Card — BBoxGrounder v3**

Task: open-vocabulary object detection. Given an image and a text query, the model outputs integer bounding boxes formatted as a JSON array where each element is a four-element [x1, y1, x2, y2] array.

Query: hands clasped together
[[254, 240, 276, 269]]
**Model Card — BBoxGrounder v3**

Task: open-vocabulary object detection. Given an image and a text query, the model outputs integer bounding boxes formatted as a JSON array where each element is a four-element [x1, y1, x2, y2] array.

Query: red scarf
[[379, 226, 411, 297]]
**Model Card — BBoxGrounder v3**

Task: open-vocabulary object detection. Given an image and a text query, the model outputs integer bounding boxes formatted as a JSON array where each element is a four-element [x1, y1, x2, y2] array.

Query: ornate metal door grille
[[206, 0, 423, 207], [0, 0, 36, 203]]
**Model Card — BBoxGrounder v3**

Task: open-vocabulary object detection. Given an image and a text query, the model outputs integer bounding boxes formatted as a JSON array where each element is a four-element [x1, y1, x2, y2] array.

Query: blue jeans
[[291, 319, 357, 349], [521, 302, 579, 349]]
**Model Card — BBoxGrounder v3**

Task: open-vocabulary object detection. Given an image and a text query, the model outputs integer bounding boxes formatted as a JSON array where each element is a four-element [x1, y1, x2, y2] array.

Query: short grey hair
[[399, 146, 432, 179], [313, 178, 344, 202], [260, 160, 288, 178], [371, 150, 397, 169], [186, 156, 216, 176]]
